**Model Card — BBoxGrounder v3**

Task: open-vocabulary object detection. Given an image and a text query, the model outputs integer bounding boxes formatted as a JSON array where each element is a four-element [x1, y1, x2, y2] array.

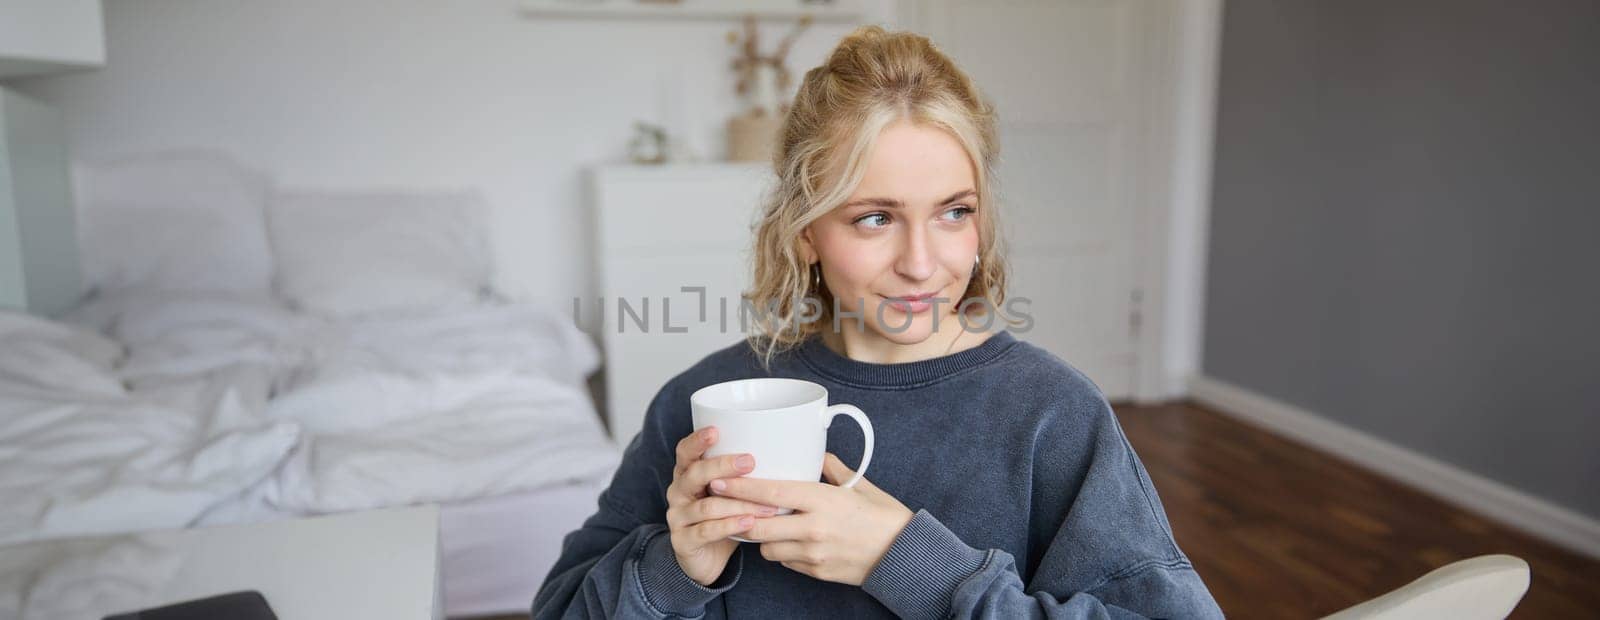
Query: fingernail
[[710, 479, 727, 493], [700, 427, 715, 441], [757, 505, 777, 516], [738, 516, 754, 529], [735, 454, 754, 470]]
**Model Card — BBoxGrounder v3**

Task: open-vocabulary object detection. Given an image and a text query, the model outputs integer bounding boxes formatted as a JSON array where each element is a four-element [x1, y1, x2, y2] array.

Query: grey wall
[[1204, 0, 1600, 520]]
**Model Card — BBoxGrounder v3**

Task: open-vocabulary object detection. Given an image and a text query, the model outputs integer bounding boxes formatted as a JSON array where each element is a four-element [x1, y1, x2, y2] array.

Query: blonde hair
[[743, 25, 1019, 369]]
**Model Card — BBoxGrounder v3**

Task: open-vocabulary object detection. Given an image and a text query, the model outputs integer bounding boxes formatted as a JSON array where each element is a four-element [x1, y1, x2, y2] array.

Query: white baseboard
[[1189, 375, 1600, 562]]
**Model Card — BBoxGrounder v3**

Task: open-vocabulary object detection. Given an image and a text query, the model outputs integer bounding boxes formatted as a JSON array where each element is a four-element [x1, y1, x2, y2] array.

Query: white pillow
[[75, 150, 274, 294], [267, 190, 492, 317]]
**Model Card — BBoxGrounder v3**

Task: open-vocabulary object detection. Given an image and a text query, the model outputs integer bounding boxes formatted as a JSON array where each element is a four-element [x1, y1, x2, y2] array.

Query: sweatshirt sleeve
[[861, 510, 1218, 619], [860, 391, 1223, 619], [532, 378, 743, 619]]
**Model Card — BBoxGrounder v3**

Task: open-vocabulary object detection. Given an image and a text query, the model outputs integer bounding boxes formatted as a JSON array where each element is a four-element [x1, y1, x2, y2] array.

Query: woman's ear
[[798, 226, 818, 265]]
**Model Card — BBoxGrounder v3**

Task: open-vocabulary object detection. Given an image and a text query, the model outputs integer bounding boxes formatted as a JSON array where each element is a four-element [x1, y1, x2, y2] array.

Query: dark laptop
[[104, 591, 277, 620]]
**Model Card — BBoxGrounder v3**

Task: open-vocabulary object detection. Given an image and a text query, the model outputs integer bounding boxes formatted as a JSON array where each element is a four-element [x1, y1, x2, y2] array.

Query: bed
[[0, 150, 621, 617]]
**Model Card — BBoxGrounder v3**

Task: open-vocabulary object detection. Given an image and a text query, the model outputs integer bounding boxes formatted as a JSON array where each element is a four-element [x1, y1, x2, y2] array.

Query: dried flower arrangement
[[725, 14, 812, 161]]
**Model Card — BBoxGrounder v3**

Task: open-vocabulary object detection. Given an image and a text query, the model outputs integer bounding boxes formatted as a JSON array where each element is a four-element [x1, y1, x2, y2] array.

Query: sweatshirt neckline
[[795, 329, 1019, 388]]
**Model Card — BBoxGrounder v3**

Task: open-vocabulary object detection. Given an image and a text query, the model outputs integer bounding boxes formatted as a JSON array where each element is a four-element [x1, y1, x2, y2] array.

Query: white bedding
[[0, 309, 298, 547], [0, 292, 621, 548]]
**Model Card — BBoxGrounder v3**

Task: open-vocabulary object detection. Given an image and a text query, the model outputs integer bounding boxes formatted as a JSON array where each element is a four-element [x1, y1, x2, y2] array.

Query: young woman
[[534, 26, 1221, 619]]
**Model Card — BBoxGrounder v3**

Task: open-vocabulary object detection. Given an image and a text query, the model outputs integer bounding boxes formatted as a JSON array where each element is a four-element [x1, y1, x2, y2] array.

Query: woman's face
[[801, 119, 981, 346]]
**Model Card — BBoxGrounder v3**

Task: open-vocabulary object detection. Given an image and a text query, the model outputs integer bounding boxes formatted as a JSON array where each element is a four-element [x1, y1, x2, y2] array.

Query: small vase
[[726, 112, 784, 163]]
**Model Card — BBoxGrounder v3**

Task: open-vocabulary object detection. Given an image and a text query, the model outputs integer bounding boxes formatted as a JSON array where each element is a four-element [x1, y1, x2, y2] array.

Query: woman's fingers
[[741, 513, 817, 543], [684, 452, 755, 493], [688, 514, 756, 546], [821, 452, 878, 492], [691, 496, 778, 523], [820, 453, 852, 486], [669, 452, 753, 506], [668, 428, 724, 505], [667, 497, 777, 529], [712, 476, 833, 512], [759, 541, 819, 564], [673, 427, 717, 476]]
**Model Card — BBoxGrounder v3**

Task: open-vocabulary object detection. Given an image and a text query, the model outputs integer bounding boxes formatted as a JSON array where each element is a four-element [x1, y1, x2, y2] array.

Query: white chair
[[1322, 554, 1531, 620]]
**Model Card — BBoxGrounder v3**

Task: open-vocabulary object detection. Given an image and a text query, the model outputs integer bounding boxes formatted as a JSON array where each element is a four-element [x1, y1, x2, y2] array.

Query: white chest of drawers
[[589, 163, 774, 443]]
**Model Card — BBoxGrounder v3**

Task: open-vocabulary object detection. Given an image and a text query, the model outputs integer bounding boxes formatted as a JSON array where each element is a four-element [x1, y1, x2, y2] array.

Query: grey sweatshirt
[[532, 330, 1224, 618]]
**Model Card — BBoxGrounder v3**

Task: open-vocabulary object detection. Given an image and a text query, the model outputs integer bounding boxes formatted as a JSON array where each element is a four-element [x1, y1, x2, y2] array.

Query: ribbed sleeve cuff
[[635, 528, 742, 616], [861, 509, 990, 619]]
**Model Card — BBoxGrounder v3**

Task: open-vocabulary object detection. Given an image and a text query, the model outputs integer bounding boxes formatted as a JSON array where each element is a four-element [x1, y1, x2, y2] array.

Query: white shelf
[[593, 161, 769, 178], [519, 0, 865, 22]]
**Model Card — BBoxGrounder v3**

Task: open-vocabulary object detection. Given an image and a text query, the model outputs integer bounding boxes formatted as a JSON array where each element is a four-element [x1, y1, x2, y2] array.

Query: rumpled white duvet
[[0, 292, 620, 548]]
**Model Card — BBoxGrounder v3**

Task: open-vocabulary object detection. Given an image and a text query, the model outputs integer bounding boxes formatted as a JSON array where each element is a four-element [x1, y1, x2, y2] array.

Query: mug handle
[[819, 404, 874, 488]]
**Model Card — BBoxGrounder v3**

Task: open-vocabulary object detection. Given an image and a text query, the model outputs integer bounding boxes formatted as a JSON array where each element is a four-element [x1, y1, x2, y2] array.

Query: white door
[[908, 0, 1153, 399]]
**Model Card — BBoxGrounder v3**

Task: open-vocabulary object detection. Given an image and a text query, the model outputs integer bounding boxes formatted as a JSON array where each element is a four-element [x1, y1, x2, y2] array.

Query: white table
[[0, 505, 442, 620]]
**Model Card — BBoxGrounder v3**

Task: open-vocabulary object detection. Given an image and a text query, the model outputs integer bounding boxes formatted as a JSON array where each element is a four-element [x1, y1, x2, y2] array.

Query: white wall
[[0, 0, 105, 77], [1157, 0, 1220, 400], [9, 0, 882, 309], [0, 88, 83, 317]]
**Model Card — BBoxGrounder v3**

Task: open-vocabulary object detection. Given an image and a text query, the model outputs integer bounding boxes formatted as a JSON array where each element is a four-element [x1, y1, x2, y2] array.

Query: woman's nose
[[894, 224, 937, 282]]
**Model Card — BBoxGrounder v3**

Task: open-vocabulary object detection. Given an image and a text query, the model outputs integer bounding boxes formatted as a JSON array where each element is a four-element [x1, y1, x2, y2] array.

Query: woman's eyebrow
[[841, 189, 976, 209], [940, 189, 977, 204], [842, 196, 902, 209]]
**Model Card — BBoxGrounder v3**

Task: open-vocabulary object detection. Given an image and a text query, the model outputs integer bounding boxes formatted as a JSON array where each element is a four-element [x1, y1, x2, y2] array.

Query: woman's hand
[[710, 453, 914, 586], [666, 426, 780, 586]]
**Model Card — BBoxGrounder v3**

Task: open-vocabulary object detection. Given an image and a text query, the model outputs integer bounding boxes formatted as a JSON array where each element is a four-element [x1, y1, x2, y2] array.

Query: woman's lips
[[885, 293, 936, 314]]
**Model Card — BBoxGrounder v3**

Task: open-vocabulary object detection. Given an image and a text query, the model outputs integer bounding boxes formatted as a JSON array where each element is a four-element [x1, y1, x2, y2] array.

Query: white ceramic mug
[[689, 378, 874, 540]]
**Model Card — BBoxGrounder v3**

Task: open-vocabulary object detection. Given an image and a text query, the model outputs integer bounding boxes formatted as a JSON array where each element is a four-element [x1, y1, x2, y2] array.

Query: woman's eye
[[854, 212, 891, 228], [942, 206, 975, 222]]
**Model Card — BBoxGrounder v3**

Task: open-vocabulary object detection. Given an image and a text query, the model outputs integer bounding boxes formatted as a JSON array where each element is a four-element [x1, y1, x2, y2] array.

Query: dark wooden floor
[[1116, 401, 1600, 619]]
